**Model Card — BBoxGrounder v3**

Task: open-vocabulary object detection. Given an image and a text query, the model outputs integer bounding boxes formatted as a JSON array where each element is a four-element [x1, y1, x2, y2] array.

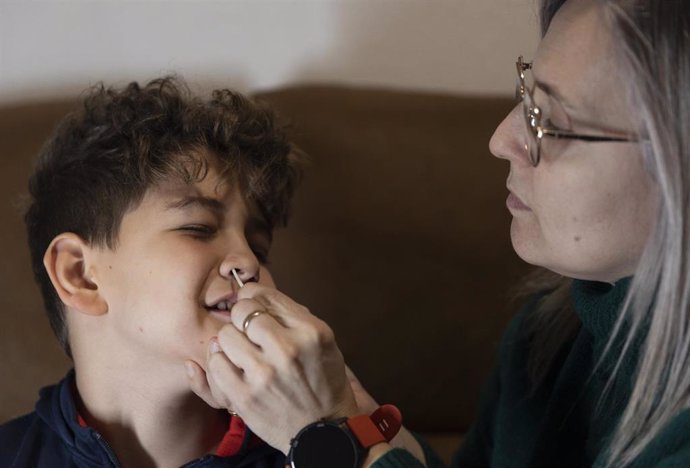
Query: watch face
[[289, 422, 359, 468]]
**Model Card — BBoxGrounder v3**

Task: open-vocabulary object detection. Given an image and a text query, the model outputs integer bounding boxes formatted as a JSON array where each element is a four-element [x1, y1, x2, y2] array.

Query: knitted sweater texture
[[374, 278, 690, 468]]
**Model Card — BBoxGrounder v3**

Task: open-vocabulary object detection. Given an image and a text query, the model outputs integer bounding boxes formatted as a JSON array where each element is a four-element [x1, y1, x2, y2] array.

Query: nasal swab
[[231, 268, 245, 288]]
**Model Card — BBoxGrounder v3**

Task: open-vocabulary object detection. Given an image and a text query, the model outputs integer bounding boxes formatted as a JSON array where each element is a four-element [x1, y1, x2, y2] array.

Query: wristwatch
[[286, 405, 402, 468]]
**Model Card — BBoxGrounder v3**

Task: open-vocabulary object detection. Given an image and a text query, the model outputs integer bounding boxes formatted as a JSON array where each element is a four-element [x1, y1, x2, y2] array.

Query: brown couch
[[0, 85, 528, 464]]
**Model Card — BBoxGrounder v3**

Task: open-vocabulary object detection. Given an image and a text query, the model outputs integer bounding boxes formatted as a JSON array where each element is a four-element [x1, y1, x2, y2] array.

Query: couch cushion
[[0, 86, 527, 436], [0, 102, 75, 420], [254, 86, 528, 432]]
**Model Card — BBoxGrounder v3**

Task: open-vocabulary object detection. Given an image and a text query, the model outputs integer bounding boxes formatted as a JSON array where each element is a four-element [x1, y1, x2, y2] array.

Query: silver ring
[[242, 309, 267, 335], [228, 409, 239, 417]]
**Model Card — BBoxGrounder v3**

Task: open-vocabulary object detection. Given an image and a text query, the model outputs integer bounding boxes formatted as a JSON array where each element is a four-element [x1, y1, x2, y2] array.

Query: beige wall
[[0, 0, 540, 104]]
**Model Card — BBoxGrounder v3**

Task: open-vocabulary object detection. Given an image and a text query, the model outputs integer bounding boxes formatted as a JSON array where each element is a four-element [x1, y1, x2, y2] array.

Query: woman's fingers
[[185, 360, 223, 409], [230, 288, 335, 360], [206, 341, 246, 410], [230, 297, 285, 338], [230, 296, 340, 388], [215, 322, 264, 372], [236, 283, 312, 327], [212, 324, 294, 401]]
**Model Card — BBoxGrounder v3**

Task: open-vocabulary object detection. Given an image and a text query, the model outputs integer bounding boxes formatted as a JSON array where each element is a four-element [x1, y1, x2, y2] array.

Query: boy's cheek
[[259, 267, 276, 287]]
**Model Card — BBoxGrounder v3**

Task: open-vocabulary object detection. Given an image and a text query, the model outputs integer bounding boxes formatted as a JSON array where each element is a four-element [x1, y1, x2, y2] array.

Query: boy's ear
[[43, 233, 108, 316]]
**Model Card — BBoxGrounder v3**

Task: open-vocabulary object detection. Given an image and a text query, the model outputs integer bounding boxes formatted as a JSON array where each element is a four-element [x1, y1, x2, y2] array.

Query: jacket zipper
[[93, 431, 122, 467]]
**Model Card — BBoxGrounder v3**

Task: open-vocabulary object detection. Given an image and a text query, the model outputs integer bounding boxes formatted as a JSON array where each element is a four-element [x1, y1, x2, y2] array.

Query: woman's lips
[[507, 191, 531, 211]]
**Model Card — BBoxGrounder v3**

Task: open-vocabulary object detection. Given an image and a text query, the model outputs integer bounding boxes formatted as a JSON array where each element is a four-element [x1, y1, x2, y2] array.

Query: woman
[[186, 0, 690, 466]]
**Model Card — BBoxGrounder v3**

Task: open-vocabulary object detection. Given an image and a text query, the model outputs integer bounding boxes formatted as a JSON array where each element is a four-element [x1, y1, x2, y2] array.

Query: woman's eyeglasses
[[516, 55, 637, 166]]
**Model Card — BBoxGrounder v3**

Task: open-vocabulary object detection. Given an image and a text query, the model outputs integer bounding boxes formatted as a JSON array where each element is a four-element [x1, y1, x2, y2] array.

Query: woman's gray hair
[[534, 1, 690, 466]]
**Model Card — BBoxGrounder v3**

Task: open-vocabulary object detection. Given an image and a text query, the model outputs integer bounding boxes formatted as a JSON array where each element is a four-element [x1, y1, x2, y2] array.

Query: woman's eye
[[544, 118, 565, 131]]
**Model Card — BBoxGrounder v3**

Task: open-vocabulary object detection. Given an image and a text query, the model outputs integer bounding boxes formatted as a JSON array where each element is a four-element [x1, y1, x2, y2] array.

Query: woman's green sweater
[[373, 278, 690, 468]]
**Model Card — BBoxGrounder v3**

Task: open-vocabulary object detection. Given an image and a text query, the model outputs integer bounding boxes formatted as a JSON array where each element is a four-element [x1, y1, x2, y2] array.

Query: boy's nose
[[219, 247, 261, 285]]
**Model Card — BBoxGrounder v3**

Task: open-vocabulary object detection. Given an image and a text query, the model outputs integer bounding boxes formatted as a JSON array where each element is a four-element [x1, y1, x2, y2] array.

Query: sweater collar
[[571, 277, 632, 342], [571, 276, 642, 385]]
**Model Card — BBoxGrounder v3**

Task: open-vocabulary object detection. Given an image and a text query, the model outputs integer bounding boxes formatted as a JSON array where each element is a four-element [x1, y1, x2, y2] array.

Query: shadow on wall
[[272, 0, 539, 94], [0, 0, 539, 104]]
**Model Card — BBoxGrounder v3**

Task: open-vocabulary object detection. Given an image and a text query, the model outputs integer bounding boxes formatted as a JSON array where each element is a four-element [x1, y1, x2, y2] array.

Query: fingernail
[[184, 362, 194, 379], [209, 339, 222, 354]]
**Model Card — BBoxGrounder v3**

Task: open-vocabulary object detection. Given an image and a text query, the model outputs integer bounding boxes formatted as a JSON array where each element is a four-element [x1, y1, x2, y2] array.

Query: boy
[[0, 77, 303, 467]]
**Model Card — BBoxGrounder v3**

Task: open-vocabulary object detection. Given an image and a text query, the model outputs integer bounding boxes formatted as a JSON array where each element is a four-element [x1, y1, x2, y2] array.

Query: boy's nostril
[[231, 268, 245, 288]]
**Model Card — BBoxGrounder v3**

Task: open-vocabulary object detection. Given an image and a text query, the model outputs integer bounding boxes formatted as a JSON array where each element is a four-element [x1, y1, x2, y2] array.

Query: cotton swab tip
[[231, 268, 245, 288]]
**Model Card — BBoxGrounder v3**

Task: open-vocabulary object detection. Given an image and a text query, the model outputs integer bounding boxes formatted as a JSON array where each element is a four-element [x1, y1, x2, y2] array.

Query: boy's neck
[[74, 362, 228, 468]]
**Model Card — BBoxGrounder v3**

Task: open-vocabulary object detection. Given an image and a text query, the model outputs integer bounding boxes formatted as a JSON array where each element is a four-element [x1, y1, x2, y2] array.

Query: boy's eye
[[177, 225, 270, 263], [179, 224, 217, 237]]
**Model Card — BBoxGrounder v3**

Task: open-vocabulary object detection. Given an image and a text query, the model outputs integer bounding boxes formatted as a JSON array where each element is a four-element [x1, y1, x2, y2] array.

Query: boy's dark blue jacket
[[0, 370, 285, 467]]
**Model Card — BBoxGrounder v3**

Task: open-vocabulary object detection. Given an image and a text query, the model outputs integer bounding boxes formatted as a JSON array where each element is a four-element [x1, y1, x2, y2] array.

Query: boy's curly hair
[[24, 76, 304, 358]]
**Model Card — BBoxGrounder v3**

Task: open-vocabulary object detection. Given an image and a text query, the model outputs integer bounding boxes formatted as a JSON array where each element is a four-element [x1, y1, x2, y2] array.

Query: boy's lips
[[208, 309, 233, 322]]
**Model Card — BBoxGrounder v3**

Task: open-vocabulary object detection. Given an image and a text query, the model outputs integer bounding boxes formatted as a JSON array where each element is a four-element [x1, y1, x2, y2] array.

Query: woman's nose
[[489, 104, 530, 166]]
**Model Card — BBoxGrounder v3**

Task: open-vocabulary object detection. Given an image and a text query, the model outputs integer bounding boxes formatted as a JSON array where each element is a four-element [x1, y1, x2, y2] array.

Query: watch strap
[[346, 415, 385, 448], [370, 404, 402, 442], [286, 405, 403, 468], [345, 404, 402, 448]]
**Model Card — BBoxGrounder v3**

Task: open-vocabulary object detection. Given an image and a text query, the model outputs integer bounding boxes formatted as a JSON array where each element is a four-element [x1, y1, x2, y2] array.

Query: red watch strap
[[345, 404, 402, 448], [370, 404, 402, 442], [346, 415, 386, 448]]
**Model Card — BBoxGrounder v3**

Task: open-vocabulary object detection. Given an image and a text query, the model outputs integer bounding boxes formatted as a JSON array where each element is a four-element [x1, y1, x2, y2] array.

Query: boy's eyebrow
[[165, 196, 225, 214]]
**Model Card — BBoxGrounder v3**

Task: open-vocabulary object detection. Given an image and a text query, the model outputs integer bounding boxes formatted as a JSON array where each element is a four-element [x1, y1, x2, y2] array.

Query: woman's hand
[[185, 283, 359, 454]]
